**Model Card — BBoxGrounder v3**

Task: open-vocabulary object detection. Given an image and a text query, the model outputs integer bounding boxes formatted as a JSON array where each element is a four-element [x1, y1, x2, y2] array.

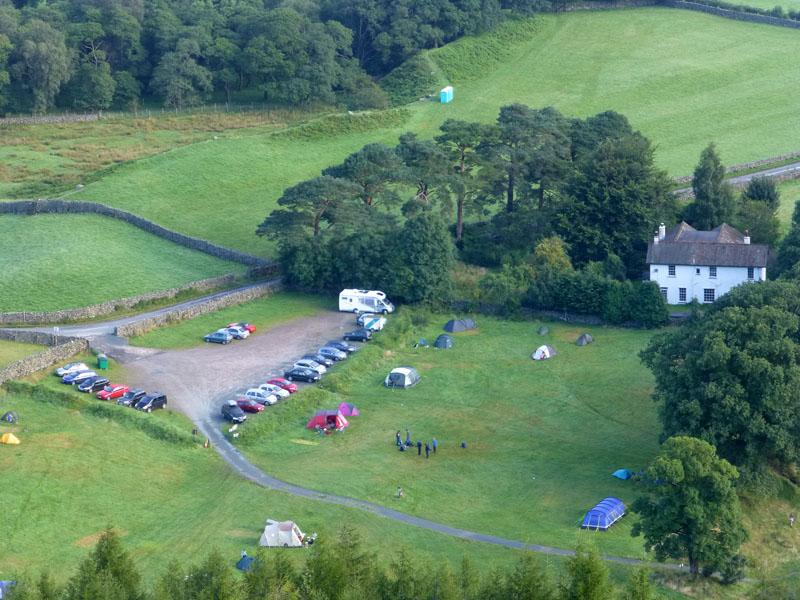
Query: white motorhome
[[339, 289, 394, 314]]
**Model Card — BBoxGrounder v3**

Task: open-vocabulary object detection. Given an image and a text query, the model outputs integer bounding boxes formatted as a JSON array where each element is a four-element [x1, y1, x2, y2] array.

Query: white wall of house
[[649, 264, 766, 304]]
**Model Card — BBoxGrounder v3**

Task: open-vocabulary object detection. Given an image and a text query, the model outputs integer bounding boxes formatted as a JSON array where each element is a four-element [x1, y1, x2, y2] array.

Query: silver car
[[258, 383, 290, 399], [294, 359, 326, 374], [318, 346, 347, 361], [55, 362, 88, 377]]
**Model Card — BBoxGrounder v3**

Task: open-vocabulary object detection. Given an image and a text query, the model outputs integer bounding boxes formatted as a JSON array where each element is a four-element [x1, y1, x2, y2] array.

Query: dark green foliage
[[568, 110, 633, 161], [775, 200, 800, 277], [394, 212, 455, 303], [65, 62, 116, 110], [150, 39, 212, 110], [83, 403, 195, 446], [561, 540, 613, 600], [630, 437, 748, 575], [735, 176, 780, 247], [627, 281, 669, 329], [322, 142, 402, 208], [378, 55, 438, 106], [640, 280, 800, 475], [9, 20, 71, 112], [683, 143, 737, 230], [621, 566, 654, 600], [111, 70, 140, 109]]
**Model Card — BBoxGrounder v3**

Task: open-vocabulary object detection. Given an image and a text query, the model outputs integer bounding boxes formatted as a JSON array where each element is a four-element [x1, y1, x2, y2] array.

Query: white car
[[357, 314, 386, 331], [294, 359, 326, 374], [55, 362, 89, 377], [258, 383, 290, 399], [243, 388, 278, 405], [219, 326, 249, 339]]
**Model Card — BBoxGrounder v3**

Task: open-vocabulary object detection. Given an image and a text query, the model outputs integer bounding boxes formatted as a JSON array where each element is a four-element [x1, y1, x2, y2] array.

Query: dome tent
[[576, 333, 594, 346], [538, 326, 549, 335], [0, 433, 20, 445], [306, 410, 348, 430], [532, 345, 557, 360], [259, 519, 305, 548], [581, 497, 625, 531], [434, 334, 453, 349], [443, 318, 477, 332], [385, 367, 421, 389], [338, 402, 359, 416], [236, 556, 255, 571]]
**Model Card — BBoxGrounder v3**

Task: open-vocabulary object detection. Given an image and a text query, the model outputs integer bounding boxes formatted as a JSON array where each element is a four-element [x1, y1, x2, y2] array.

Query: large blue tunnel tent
[[581, 497, 626, 531]]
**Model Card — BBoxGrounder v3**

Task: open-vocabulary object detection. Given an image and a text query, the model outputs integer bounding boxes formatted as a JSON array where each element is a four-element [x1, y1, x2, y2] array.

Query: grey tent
[[576, 333, 594, 346], [444, 318, 477, 332], [385, 367, 421, 389], [538, 326, 549, 335], [236, 556, 255, 571], [532, 345, 557, 360], [434, 334, 453, 349]]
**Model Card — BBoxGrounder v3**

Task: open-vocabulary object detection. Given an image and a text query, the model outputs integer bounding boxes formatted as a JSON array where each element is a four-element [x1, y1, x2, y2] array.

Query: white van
[[339, 289, 394, 314]]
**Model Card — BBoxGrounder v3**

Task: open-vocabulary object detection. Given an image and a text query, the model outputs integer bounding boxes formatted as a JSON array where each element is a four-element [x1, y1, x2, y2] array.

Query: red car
[[228, 322, 256, 333], [268, 378, 298, 393], [97, 384, 130, 401], [236, 398, 264, 413]]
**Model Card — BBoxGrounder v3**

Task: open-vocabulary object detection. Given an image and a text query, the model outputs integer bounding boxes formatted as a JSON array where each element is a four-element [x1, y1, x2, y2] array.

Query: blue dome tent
[[612, 469, 632, 480], [581, 497, 626, 531]]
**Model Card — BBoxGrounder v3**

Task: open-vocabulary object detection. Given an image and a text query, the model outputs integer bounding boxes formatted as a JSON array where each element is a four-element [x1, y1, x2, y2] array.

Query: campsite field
[[128, 292, 335, 350], [62, 8, 800, 256], [0, 340, 45, 367], [0, 214, 247, 312]]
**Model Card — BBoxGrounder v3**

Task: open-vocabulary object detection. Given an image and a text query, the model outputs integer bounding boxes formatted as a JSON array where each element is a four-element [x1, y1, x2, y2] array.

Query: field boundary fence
[[0, 332, 90, 387]]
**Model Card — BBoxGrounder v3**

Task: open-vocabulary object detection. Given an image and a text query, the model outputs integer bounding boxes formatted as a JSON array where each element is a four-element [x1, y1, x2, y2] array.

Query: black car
[[135, 393, 167, 413], [221, 400, 247, 423], [77, 376, 110, 393], [343, 329, 372, 342], [326, 340, 356, 353], [117, 388, 146, 407], [284, 367, 321, 383], [300, 353, 333, 368]]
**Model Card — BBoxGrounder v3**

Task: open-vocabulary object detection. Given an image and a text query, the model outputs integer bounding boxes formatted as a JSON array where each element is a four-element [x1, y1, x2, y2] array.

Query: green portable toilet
[[97, 353, 108, 369]]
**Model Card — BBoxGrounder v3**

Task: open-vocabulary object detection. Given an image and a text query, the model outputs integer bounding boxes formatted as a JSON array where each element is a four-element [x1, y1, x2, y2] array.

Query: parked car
[[236, 398, 265, 413], [222, 400, 247, 423], [228, 322, 256, 333], [267, 378, 298, 393], [318, 347, 347, 361], [62, 370, 97, 385], [97, 384, 129, 401], [258, 382, 290, 399], [326, 340, 356, 354], [293, 359, 326, 374], [284, 367, 320, 383], [356, 313, 386, 331], [301, 353, 333, 368], [135, 393, 167, 413], [343, 329, 372, 342], [117, 388, 146, 407], [78, 376, 110, 393], [55, 362, 88, 377], [220, 326, 249, 339], [204, 331, 232, 344], [243, 388, 278, 405]]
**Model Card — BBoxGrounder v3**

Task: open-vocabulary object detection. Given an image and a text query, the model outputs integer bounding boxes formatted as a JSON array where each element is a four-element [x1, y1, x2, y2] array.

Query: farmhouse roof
[[646, 222, 768, 268]]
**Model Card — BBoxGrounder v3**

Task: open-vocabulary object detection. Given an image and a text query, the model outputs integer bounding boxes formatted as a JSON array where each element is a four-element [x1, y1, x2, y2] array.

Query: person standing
[[398, 487, 403, 498], [417, 440, 422, 455], [396, 430, 402, 446], [406, 428, 412, 446], [241, 549, 247, 559], [791, 512, 795, 527], [425, 442, 431, 458], [432, 437, 437, 453]]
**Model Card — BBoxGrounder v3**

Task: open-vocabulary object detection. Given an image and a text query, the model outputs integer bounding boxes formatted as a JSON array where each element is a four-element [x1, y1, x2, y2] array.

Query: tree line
[[0, 0, 545, 114], [7, 526, 659, 600]]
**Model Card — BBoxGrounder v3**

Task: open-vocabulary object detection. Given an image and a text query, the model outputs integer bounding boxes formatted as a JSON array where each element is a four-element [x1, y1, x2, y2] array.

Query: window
[[748, 267, 754, 280], [696, 268, 701, 275], [668, 265, 676, 277], [709, 266, 717, 278], [660, 287, 668, 300], [679, 288, 687, 303], [704, 288, 715, 303]]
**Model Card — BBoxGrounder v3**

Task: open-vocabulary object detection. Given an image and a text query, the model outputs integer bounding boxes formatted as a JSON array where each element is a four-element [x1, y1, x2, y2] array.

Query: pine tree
[[684, 142, 736, 230], [560, 540, 614, 600]]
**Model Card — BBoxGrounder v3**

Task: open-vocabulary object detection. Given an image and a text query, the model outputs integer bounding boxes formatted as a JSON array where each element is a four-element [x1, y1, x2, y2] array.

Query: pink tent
[[338, 402, 359, 416]]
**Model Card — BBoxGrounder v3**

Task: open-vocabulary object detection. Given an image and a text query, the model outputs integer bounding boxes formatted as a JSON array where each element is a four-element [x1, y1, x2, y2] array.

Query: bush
[[378, 56, 439, 106]]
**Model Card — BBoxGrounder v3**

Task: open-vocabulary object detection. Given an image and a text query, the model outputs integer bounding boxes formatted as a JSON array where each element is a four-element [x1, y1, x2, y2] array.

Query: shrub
[[378, 56, 439, 106], [83, 403, 195, 446]]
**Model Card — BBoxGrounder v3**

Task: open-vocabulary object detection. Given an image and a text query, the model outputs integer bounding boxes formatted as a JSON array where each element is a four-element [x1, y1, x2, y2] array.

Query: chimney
[[658, 223, 666, 241], [653, 234, 659, 245], [744, 229, 750, 245]]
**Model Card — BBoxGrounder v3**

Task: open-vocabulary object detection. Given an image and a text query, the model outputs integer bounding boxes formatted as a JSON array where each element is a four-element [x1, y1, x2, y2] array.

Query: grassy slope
[[0, 214, 246, 312], [129, 292, 335, 349], [69, 9, 800, 257], [0, 340, 45, 367], [778, 178, 800, 233]]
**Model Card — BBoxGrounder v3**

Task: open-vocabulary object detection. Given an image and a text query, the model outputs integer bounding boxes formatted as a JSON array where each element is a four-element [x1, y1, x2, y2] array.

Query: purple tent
[[338, 402, 359, 416]]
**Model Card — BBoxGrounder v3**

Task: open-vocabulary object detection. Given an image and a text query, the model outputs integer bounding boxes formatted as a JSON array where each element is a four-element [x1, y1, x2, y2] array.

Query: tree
[[395, 212, 455, 303], [627, 281, 668, 328], [505, 552, 555, 600], [776, 200, 800, 276], [569, 110, 633, 161], [0, 34, 12, 111], [112, 70, 140, 109], [640, 280, 800, 474], [683, 142, 736, 230], [10, 20, 71, 112], [558, 134, 673, 275], [735, 176, 780, 247], [630, 437, 748, 575], [561, 540, 613, 600], [395, 132, 452, 215], [621, 566, 654, 600], [532, 236, 573, 275], [322, 142, 401, 208], [150, 38, 211, 109], [67, 62, 116, 110]]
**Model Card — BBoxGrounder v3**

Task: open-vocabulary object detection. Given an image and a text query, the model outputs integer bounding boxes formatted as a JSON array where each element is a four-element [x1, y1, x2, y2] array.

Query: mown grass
[[66, 9, 800, 257], [0, 340, 45, 367], [0, 213, 246, 312], [128, 292, 335, 350], [777, 178, 800, 234]]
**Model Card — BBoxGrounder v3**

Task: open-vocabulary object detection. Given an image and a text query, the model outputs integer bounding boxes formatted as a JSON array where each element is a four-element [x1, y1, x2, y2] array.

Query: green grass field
[[777, 178, 800, 233], [0, 340, 46, 367], [0, 213, 247, 312], [66, 8, 800, 256], [129, 292, 335, 349]]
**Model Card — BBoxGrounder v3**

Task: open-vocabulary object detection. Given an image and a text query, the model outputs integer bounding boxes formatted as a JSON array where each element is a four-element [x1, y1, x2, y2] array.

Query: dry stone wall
[[0, 334, 90, 387], [0, 273, 243, 325], [115, 280, 283, 338], [662, 0, 800, 27], [0, 113, 101, 126]]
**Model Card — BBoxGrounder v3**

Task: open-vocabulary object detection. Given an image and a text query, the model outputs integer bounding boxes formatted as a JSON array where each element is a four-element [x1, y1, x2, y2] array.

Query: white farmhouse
[[646, 222, 768, 304]]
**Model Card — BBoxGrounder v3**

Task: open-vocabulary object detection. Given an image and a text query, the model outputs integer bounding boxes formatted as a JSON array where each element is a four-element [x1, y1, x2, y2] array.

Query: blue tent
[[236, 556, 255, 571], [612, 469, 632, 480], [581, 497, 626, 531]]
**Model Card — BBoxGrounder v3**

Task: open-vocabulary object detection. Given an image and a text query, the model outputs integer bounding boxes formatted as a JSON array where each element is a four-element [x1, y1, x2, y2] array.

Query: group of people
[[395, 429, 437, 458]]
